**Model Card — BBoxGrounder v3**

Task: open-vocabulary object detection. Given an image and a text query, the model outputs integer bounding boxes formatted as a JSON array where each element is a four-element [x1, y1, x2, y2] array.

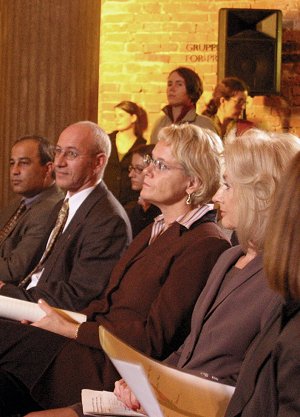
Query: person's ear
[[131, 114, 137, 124], [94, 153, 107, 174], [186, 176, 201, 195]]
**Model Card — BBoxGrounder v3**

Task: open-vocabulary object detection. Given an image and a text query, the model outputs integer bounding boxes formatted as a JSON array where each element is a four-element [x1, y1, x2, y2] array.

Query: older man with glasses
[[0, 121, 132, 311]]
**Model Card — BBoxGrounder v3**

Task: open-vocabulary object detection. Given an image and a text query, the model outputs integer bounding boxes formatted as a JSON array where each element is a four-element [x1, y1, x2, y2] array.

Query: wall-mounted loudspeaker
[[218, 8, 282, 96]]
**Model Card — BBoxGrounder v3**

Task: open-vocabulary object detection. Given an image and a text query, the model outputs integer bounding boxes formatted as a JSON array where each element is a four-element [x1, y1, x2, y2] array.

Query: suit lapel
[[226, 305, 281, 416], [106, 223, 182, 291], [38, 183, 106, 282], [204, 254, 263, 320], [177, 246, 243, 367]]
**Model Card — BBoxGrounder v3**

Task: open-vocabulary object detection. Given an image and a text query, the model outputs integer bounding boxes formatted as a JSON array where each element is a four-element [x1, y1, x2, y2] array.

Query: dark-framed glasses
[[128, 164, 145, 174], [143, 154, 183, 172]]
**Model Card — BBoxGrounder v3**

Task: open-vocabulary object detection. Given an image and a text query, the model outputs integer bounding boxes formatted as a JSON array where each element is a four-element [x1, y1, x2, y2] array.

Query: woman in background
[[150, 66, 216, 143], [128, 144, 161, 237], [202, 77, 253, 140], [104, 100, 148, 211], [224, 151, 300, 417]]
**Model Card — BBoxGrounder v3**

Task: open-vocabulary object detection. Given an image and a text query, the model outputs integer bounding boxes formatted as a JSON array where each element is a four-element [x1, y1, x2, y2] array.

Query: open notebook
[[83, 326, 235, 417]]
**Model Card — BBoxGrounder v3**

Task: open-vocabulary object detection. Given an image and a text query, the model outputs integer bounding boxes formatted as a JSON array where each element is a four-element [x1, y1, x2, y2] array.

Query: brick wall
[[98, 0, 300, 139]]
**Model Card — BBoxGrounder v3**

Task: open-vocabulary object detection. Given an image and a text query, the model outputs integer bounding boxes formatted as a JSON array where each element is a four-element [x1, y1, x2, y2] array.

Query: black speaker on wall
[[218, 8, 282, 96]]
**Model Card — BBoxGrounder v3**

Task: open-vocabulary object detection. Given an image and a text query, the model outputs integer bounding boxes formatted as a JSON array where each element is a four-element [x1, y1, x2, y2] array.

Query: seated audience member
[[128, 144, 161, 237], [109, 131, 300, 415], [224, 151, 300, 417], [0, 124, 230, 416], [28, 130, 300, 417], [150, 66, 216, 143], [202, 77, 253, 141], [103, 100, 148, 211], [0, 121, 131, 311], [0, 135, 64, 282]]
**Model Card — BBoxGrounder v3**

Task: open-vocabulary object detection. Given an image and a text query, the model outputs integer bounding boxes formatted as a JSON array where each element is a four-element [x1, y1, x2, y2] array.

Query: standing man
[[0, 121, 131, 311], [0, 135, 64, 283]]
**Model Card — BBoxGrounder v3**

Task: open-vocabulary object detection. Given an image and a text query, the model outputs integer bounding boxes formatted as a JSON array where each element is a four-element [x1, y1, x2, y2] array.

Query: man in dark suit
[[0, 135, 64, 282], [0, 121, 131, 311]]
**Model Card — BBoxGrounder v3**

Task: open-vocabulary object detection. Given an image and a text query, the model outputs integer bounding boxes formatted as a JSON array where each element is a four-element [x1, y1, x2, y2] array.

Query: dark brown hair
[[115, 101, 148, 138], [202, 77, 248, 117]]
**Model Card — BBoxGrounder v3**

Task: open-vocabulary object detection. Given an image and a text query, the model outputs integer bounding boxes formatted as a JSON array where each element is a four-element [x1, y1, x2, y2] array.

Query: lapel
[[204, 252, 263, 320], [178, 246, 264, 368], [106, 222, 183, 292], [226, 304, 282, 416], [177, 246, 243, 367], [39, 183, 106, 280]]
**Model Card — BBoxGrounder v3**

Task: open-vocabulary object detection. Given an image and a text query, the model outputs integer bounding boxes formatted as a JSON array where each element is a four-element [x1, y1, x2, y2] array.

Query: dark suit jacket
[[0, 182, 131, 311], [224, 301, 300, 417], [165, 245, 281, 385], [0, 184, 64, 282]]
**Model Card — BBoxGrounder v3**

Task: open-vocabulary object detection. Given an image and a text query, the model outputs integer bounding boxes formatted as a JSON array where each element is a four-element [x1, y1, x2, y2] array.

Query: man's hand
[[0, 281, 6, 289], [31, 299, 80, 339]]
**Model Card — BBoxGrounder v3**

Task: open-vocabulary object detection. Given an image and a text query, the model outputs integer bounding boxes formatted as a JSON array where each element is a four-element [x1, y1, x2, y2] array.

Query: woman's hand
[[114, 379, 142, 411], [30, 299, 80, 339]]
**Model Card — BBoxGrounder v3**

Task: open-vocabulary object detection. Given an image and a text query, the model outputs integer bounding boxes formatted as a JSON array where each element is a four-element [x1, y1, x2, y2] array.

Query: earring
[[186, 193, 192, 205]]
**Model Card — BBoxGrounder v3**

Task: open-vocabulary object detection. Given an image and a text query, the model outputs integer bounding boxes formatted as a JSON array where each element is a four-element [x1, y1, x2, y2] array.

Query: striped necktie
[[18, 199, 69, 288], [0, 200, 27, 245]]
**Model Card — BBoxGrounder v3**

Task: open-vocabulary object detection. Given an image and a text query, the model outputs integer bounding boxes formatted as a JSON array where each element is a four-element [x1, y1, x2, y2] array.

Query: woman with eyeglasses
[[202, 77, 254, 140], [127, 144, 161, 237], [103, 101, 148, 212], [0, 124, 230, 416]]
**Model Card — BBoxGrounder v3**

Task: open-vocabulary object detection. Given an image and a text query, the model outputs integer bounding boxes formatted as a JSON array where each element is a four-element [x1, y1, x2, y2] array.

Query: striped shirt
[[149, 204, 214, 245]]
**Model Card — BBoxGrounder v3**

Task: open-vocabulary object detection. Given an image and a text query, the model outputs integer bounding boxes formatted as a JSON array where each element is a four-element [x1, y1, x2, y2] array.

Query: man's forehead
[[11, 140, 39, 156]]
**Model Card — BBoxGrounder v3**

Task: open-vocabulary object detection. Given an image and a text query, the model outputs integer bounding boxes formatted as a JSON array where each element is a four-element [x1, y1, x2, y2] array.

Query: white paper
[[82, 389, 145, 416], [99, 326, 235, 417], [0, 295, 86, 323]]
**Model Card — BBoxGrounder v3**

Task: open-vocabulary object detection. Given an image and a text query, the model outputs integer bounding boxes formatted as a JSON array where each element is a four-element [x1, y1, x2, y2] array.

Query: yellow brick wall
[[98, 0, 300, 139]]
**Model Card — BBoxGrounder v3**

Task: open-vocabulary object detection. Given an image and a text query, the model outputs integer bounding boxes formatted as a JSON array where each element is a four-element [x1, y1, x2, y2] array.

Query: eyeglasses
[[128, 164, 145, 174], [54, 146, 97, 161], [143, 154, 184, 172], [229, 97, 247, 106]]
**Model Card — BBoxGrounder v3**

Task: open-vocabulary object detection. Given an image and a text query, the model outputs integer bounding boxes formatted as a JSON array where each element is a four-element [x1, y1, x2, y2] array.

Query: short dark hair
[[133, 144, 155, 158], [169, 67, 203, 104], [14, 135, 54, 165]]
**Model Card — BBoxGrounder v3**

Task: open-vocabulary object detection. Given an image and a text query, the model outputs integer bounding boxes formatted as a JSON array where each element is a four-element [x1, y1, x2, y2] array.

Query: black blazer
[[0, 182, 132, 311]]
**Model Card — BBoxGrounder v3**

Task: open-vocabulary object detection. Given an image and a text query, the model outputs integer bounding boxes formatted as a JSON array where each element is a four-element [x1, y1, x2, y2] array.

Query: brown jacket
[[14, 211, 230, 407]]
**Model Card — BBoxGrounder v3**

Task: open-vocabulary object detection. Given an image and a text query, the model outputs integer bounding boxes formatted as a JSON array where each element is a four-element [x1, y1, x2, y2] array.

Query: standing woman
[[150, 67, 216, 143], [104, 101, 148, 211], [224, 151, 300, 417], [0, 124, 230, 416], [202, 77, 253, 140]]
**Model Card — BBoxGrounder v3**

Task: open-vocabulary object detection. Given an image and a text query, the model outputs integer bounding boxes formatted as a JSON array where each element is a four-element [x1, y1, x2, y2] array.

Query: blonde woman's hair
[[264, 152, 300, 299], [157, 124, 223, 206], [224, 129, 300, 252]]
